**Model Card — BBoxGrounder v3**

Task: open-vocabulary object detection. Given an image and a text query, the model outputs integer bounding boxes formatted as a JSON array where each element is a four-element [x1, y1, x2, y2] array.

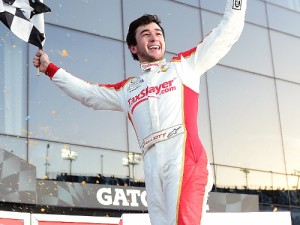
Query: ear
[[129, 45, 137, 54]]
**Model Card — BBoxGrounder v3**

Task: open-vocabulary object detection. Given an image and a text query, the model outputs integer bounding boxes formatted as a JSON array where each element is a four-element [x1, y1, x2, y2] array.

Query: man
[[33, 0, 247, 224]]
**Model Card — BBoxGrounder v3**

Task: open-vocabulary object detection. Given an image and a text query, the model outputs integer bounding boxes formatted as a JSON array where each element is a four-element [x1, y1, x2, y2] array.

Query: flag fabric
[[0, 0, 51, 48]]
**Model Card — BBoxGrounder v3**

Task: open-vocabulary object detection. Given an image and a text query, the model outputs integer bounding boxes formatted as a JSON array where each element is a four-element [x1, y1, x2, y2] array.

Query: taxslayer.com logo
[[128, 79, 177, 114]]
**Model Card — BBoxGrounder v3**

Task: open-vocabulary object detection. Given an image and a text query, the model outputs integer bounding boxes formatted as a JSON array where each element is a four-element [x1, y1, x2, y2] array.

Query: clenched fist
[[33, 49, 51, 73]]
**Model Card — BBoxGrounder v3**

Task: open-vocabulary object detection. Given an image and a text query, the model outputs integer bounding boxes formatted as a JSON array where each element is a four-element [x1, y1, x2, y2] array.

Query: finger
[[33, 62, 39, 68], [33, 53, 40, 61], [33, 58, 40, 68]]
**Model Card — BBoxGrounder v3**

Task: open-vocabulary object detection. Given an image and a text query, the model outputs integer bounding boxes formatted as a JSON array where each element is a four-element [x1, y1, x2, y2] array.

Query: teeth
[[149, 46, 160, 50]]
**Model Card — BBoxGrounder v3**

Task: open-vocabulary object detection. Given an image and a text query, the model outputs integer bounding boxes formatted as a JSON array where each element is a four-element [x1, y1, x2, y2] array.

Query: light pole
[[122, 152, 142, 182], [61, 145, 78, 175], [240, 168, 250, 189], [100, 154, 104, 175], [270, 171, 274, 190], [293, 170, 300, 190], [44, 143, 50, 179]]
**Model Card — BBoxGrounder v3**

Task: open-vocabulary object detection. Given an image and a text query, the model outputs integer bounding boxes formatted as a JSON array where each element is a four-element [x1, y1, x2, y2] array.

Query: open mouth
[[148, 45, 160, 50]]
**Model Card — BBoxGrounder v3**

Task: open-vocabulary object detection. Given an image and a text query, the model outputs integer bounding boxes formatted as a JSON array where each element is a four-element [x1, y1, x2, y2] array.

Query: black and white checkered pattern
[[0, 149, 37, 204], [0, 0, 51, 48]]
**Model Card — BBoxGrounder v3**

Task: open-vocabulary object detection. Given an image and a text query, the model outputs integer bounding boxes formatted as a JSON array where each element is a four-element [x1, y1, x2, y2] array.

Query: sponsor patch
[[232, 0, 242, 10], [167, 126, 182, 139], [127, 77, 144, 93], [161, 64, 170, 72], [141, 124, 183, 154]]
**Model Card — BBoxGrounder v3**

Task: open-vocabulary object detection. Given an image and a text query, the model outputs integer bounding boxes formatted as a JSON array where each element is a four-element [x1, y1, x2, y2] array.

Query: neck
[[140, 59, 166, 71]]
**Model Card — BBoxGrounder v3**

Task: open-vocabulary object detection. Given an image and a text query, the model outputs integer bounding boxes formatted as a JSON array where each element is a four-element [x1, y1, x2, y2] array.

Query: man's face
[[130, 22, 166, 63]]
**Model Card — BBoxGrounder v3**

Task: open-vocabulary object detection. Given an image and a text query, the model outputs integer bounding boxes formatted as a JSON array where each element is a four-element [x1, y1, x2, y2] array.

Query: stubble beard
[[138, 49, 165, 63]]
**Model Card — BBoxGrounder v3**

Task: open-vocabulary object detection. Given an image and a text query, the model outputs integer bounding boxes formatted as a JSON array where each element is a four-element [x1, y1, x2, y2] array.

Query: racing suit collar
[[140, 59, 167, 72]]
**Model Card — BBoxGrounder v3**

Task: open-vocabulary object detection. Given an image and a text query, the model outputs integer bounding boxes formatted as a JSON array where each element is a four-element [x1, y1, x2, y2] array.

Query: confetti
[[58, 49, 70, 57]]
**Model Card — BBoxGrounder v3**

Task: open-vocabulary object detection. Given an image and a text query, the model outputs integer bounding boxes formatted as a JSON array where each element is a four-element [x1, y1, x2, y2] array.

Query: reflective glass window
[[277, 80, 300, 176], [28, 140, 143, 180], [0, 135, 27, 160], [216, 167, 288, 190], [0, 29, 27, 136], [198, 75, 214, 163], [245, 0, 268, 27], [127, 120, 140, 153], [201, 0, 268, 27], [247, 170, 273, 190], [201, 11, 274, 77], [172, 0, 199, 7], [215, 165, 245, 188], [200, 0, 227, 13], [270, 30, 300, 84], [272, 173, 288, 190], [252, 170, 287, 190], [267, 3, 300, 37], [207, 66, 285, 173], [44, 0, 123, 40], [287, 175, 300, 190], [265, 0, 300, 12]]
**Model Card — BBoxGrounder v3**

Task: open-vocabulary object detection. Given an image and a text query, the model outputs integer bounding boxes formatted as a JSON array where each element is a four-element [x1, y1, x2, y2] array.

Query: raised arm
[[33, 50, 128, 112], [173, 0, 247, 92], [196, 0, 247, 71]]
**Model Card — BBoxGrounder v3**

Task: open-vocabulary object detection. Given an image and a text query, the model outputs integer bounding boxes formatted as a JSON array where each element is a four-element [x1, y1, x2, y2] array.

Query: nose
[[149, 33, 158, 42]]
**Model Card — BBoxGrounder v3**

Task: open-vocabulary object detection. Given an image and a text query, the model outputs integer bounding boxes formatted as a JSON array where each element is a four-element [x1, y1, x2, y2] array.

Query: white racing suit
[[44, 0, 247, 224]]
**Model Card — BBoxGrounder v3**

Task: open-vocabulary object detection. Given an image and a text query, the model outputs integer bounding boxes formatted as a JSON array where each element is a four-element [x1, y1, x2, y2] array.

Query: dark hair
[[126, 14, 165, 61]]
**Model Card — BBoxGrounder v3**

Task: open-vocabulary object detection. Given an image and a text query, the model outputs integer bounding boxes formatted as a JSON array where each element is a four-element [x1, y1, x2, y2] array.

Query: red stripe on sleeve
[[45, 63, 60, 78], [99, 78, 132, 91], [171, 47, 197, 62]]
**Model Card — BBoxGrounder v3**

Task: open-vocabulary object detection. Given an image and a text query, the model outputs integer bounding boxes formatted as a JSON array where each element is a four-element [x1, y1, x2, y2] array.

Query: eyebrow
[[139, 28, 162, 36]]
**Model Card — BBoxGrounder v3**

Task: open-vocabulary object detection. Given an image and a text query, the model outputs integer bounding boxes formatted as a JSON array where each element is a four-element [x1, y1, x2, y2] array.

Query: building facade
[[1, 0, 300, 221]]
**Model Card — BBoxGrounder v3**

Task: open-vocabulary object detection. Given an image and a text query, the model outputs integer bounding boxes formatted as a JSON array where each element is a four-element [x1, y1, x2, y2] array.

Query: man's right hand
[[33, 49, 51, 73]]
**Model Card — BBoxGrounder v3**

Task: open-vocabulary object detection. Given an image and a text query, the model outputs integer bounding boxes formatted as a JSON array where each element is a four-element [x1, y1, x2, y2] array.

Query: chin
[[151, 55, 164, 62]]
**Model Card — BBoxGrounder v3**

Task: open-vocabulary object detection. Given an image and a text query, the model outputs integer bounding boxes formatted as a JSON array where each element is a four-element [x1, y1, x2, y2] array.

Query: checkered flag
[[0, 0, 51, 49]]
